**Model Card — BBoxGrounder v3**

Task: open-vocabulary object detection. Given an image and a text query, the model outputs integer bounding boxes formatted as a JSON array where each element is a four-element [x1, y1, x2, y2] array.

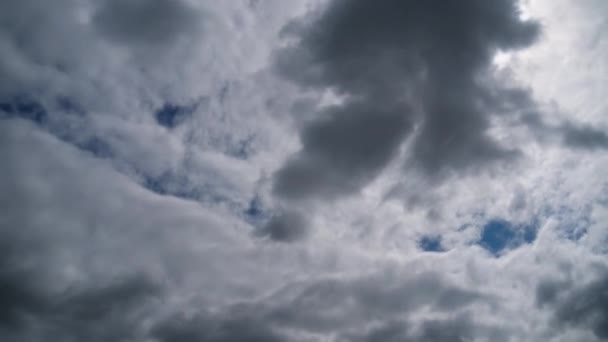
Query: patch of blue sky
[[478, 219, 539, 256], [243, 195, 270, 225], [418, 235, 444, 252], [0, 95, 47, 124], [0, 95, 111, 159], [155, 102, 197, 129]]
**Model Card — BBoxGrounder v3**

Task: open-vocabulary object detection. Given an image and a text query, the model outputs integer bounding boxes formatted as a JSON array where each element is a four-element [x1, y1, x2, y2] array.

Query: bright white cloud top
[[0, 0, 607, 341]]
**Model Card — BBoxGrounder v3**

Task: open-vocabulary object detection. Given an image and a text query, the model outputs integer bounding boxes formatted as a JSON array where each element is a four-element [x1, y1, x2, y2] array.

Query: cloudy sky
[[1, 0, 607, 341]]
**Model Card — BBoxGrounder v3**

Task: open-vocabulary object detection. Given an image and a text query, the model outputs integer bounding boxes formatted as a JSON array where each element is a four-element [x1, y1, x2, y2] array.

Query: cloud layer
[[1, 0, 607, 341]]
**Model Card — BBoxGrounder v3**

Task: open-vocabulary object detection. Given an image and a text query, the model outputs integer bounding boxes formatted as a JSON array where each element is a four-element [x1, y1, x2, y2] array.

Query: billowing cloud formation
[[273, 0, 540, 205]]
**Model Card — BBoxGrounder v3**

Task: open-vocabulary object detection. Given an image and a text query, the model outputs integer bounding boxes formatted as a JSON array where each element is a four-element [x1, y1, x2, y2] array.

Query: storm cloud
[[273, 0, 541, 203]]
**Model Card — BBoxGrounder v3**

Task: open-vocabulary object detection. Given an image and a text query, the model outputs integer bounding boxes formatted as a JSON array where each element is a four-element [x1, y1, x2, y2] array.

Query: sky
[[0, 0, 607, 341]]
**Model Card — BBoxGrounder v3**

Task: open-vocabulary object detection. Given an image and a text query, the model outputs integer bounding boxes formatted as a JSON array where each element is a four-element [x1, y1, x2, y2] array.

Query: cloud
[[273, 0, 541, 205], [0, 237, 162, 341], [561, 123, 608, 150], [151, 311, 284, 342], [1, 115, 606, 340], [0, 243, 50, 329], [1, 0, 608, 341], [538, 271, 608, 340], [93, 0, 203, 48], [141, 268, 493, 341], [273, 101, 412, 201], [257, 209, 308, 242], [347, 316, 509, 342], [477, 219, 537, 256], [519, 111, 608, 150], [0, 119, 264, 341], [254, 270, 488, 337]]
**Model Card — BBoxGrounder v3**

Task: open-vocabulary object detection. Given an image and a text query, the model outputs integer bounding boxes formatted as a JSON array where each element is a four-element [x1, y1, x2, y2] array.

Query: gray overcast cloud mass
[[274, 0, 540, 204], [270, 0, 541, 241], [1, 0, 608, 341]]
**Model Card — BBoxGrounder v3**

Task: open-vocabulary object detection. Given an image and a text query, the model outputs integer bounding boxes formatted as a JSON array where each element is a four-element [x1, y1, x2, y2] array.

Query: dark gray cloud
[[537, 272, 608, 340], [152, 311, 285, 342], [273, 0, 540, 203], [47, 277, 161, 341], [257, 209, 308, 242], [93, 0, 202, 47], [0, 205, 161, 340], [416, 316, 510, 342], [349, 320, 411, 342], [349, 315, 510, 342], [416, 318, 476, 342], [0, 244, 50, 330], [0, 245, 162, 341], [274, 101, 412, 201], [520, 110, 608, 151], [3, 190, 257, 341], [561, 123, 608, 150]]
